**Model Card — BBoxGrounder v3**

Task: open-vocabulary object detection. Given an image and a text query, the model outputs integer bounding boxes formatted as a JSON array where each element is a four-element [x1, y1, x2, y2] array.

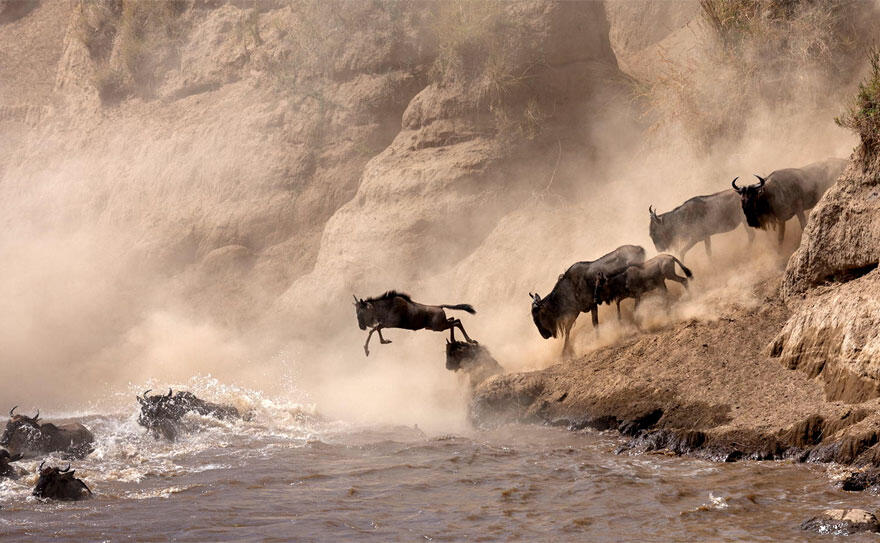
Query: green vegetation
[[836, 48, 880, 159]]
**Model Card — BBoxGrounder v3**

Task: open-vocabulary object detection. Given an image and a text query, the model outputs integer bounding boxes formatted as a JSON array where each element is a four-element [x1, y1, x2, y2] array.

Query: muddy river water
[[1, 393, 878, 542]]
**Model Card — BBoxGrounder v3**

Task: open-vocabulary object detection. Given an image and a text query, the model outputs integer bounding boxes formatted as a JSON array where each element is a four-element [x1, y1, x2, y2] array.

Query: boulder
[[801, 509, 880, 536]]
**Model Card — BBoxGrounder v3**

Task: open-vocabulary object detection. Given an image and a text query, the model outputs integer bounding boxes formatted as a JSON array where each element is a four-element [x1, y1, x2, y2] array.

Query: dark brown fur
[[530, 245, 646, 358], [0, 407, 93, 459], [354, 291, 476, 356]]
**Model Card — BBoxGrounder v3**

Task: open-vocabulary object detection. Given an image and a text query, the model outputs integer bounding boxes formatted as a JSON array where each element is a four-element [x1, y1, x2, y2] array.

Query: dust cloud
[[0, 1, 873, 429]]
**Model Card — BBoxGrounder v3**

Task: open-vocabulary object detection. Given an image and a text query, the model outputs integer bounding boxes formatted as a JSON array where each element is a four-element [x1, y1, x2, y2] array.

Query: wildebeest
[[732, 158, 847, 245], [594, 254, 693, 320], [649, 189, 753, 259], [33, 462, 92, 501], [0, 407, 94, 459], [353, 291, 476, 356], [445, 340, 504, 388], [0, 449, 23, 478], [529, 245, 646, 357], [137, 389, 245, 440]]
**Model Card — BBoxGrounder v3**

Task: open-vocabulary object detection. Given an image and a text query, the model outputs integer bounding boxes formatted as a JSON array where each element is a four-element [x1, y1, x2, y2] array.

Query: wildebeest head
[[33, 462, 92, 501], [529, 292, 556, 339], [0, 406, 41, 452], [0, 448, 23, 477], [353, 295, 374, 330], [648, 205, 673, 252], [732, 175, 772, 228], [137, 389, 185, 440]]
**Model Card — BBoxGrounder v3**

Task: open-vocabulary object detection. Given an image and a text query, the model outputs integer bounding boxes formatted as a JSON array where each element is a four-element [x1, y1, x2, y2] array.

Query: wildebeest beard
[[741, 188, 774, 229]]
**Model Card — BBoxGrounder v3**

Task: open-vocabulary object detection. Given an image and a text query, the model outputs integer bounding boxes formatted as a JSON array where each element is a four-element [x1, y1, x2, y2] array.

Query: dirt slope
[[471, 271, 880, 464]]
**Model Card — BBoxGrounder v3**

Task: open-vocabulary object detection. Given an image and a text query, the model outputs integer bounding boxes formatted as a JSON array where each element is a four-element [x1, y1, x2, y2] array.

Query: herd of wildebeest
[[0, 390, 248, 501], [0, 157, 847, 502], [353, 157, 847, 358]]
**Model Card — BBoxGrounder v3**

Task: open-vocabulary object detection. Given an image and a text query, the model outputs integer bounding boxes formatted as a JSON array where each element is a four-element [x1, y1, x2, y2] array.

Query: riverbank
[[471, 268, 880, 466]]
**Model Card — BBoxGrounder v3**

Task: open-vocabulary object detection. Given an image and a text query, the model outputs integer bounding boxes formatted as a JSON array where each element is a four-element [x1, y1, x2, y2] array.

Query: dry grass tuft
[[643, 0, 870, 151], [836, 47, 880, 161]]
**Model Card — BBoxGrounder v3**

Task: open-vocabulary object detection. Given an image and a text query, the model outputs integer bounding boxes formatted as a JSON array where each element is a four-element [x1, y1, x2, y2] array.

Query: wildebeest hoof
[[380, 339, 392, 344], [364, 347, 370, 356]]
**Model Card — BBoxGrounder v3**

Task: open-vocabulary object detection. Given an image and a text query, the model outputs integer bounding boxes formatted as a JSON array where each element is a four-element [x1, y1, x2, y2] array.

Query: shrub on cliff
[[76, 0, 185, 104], [643, 0, 874, 151], [836, 48, 880, 161]]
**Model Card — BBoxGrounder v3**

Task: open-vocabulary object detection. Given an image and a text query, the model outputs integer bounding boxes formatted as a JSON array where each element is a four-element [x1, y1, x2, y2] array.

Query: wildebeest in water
[[594, 254, 693, 321], [732, 158, 847, 245], [648, 189, 753, 259], [33, 462, 92, 501], [0, 406, 94, 459], [137, 388, 245, 440], [353, 291, 476, 356], [529, 244, 646, 358], [0, 449, 23, 479]]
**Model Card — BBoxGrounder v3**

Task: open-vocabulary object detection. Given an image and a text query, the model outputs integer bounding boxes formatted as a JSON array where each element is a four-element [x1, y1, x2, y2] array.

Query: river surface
[[2, 387, 878, 542]]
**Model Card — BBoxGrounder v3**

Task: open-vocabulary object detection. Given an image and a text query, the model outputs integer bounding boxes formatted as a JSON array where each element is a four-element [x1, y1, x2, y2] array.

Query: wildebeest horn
[[649, 205, 657, 218], [754, 174, 766, 187], [60, 463, 71, 473], [9, 406, 16, 417], [167, 388, 173, 398], [731, 177, 740, 191], [353, 294, 359, 304], [33, 410, 39, 421], [39, 461, 45, 471]]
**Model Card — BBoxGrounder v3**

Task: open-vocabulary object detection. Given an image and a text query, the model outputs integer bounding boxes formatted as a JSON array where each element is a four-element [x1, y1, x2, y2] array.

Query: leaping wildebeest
[[529, 244, 646, 358], [594, 254, 693, 321], [732, 158, 847, 246], [0, 407, 94, 459], [649, 189, 753, 259], [354, 291, 477, 356]]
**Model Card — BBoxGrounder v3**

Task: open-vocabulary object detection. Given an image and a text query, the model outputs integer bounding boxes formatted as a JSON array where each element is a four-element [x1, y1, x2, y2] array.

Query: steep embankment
[[471, 271, 880, 464], [472, 48, 880, 466]]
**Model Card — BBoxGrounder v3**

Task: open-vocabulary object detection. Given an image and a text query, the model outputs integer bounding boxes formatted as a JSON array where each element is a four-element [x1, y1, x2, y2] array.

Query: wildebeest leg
[[703, 237, 712, 258], [796, 209, 807, 230], [591, 305, 599, 330], [363, 327, 379, 356], [616, 300, 622, 321], [377, 328, 392, 345], [450, 318, 476, 343], [777, 219, 786, 246], [680, 240, 697, 261], [561, 317, 576, 358]]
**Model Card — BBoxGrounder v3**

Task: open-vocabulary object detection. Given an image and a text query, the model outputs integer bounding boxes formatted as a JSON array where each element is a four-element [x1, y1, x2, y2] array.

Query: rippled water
[[2, 385, 879, 542]]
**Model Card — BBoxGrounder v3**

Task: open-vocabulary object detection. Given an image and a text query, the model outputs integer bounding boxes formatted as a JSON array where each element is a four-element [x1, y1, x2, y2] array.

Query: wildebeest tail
[[670, 256, 693, 278], [441, 303, 476, 314]]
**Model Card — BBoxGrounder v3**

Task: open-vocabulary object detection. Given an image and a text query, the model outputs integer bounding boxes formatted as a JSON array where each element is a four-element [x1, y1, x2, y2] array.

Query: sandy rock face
[[772, 157, 880, 402], [279, 0, 633, 331], [784, 158, 880, 295], [770, 272, 880, 403]]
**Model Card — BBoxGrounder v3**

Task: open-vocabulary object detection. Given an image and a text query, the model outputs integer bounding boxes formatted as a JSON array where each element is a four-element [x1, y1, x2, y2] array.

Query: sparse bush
[[644, 0, 870, 151], [94, 64, 129, 105], [431, 1, 548, 140], [836, 48, 880, 160], [75, 0, 186, 104]]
